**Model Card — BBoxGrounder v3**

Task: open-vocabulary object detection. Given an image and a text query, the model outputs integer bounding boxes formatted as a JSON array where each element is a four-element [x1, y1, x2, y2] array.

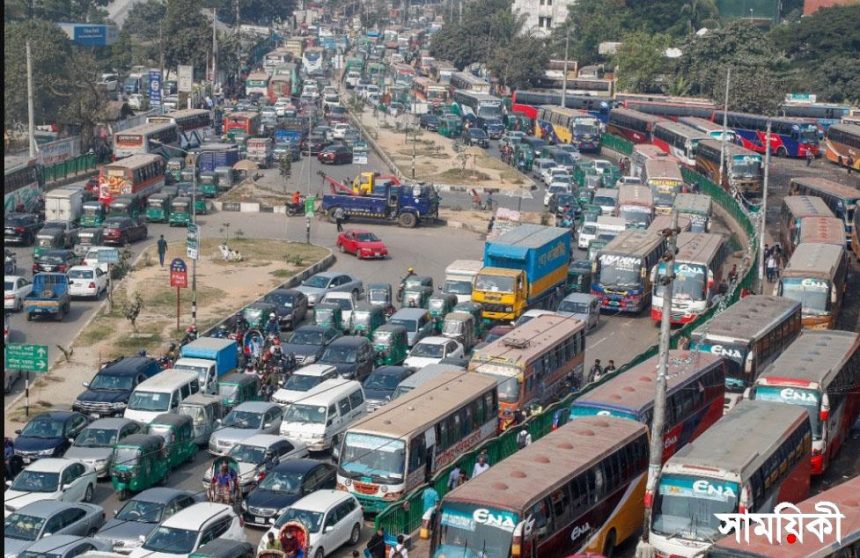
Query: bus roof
[[673, 193, 712, 214], [782, 195, 834, 219], [444, 417, 646, 512], [539, 105, 592, 118], [225, 111, 259, 120], [633, 144, 671, 159], [653, 120, 709, 141], [758, 330, 859, 387], [691, 295, 800, 344], [798, 216, 845, 246], [644, 158, 683, 179], [698, 138, 762, 159], [673, 232, 725, 264], [618, 184, 653, 205], [648, 214, 692, 233], [103, 153, 163, 169], [666, 399, 809, 480], [827, 122, 860, 137], [782, 243, 844, 279], [573, 351, 722, 416], [347, 371, 494, 438], [117, 122, 177, 136], [610, 107, 665, 125], [789, 176, 860, 201], [470, 315, 584, 369], [600, 229, 664, 258], [679, 116, 723, 132]]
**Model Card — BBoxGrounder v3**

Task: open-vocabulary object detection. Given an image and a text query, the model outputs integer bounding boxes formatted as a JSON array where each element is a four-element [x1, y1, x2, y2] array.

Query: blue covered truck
[[321, 180, 439, 228], [25, 273, 72, 321], [172, 337, 239, 394]]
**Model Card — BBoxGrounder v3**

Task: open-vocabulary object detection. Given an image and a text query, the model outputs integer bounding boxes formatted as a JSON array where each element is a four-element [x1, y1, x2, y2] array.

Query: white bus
[[113, 122, 180, 158], [147, 109, 211, 149]]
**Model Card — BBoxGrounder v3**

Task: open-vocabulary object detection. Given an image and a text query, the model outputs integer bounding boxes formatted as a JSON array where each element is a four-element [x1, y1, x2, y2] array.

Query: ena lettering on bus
[[473, 509, 517, 531], [693, 480, 737, 499], [676, 263, 705, 275], [800, 278, 829, 290], [708, 344, 743, 360], [779, 388, 818, 404]]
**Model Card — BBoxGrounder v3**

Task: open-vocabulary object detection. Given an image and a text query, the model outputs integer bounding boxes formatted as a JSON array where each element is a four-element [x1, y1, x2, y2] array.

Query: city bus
[[147, 109, 211, 149], [606, 108, 664, 144], [690, 295, 802, 409], [631, 144, 676, 179], [336, 371, 498, 513], [570, 350, 725, 462], [244, 71, 270, 97], [617, 94, 717, 120], [651, 121, 708, 167], [412, 76, 448, 106], [644, 158, 685, 214], [703, 475, 860, 558], [4, 161, 44, 215], [511, 90, 613, 123], [712, 111, 820, 158], [302, 47, 324, 75], [97, 154, 165, 207], [468, 315, 586, 417], [451, 90, 504, 121], [695, 138, 763, 199], [854, 205, 860, 262], [617, 184, 654, 229], [798, 217, 847, 256], [651, 232, 730, 325], [390, 62, 416, 86], [647, 399, 812, 558], [678, 116, 737, 143], [536, 106, 601, 152], [113, 122, 179, 158], [449, 71, 490, 94], [788, 177, 859, 247], [747, 330, 860, 475], [776, 243, 847, 330], [673, 193, 712, 233], [263, 47, 291, 70], [823, 122, 860, 171], [431, 416, 649, 558], [591, 229, 667, 313], [779, 195, 837, 259], [223, 112, 261, 139]]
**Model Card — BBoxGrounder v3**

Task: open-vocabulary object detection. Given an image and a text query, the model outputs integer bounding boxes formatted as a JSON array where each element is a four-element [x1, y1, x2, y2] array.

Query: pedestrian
[[516, 428, 532, 449], [421, 476, 439, 515], [367, 528, 387, 558], [678, 335, 691, 350], [487, 215, 495, 234], [764, 243, 771, 259], [388, 535, 408, 558], [773, 242, 784, 268], [766, 253, 778, 283], [848, 154, 855, 174], [589, 359, 603, 383], [604, 360, 616, 373], [805, 149, 814, 167], [472, 454, 490, 478], [447, 464, 463, 490], [334, 206, 345, 232], [157, 235, 168, 267], [728, 264, 739, 284]]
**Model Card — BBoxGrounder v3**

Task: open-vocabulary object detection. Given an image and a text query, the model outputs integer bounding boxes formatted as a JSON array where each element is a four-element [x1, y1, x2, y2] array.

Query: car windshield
[[303, 275, 331, 288], [355, 232, 380, 242], [10, 470, 60, 493], [218, 382, 241, 401], [89, 373, 134, 391], [19, 417, 64, 438], [143, 526, 198, 554], [284, 374, 323, 392], [284, 404, 326, 424], [257, 470, 303, 494], [651, 474, 739, 542], [475, 274, 515, 293], [74, 427, 119, 448], [5, 280, 15, 290], [780, 277, 830, 315], [128, 391, 171, 412], [443, 280, 471, 295], [288, 330, 323, 345], [4, 514, 47, 541], [558, 300, 590, 314], [388, 319, 416, 332], [39, 254, 67, 264], [321, 345, 357, 363], [364, 372, 404, 390], [222, 410, 264, 429], [411, 343, 444, 358], [325, 298, 352, 311], [339, 433, 406, 481], [116, 499, 166, 523], [228, 443, 267, 464], [275, 508, 323, 533], [265, 294, 293, 307], [598, 254, 643, 288]]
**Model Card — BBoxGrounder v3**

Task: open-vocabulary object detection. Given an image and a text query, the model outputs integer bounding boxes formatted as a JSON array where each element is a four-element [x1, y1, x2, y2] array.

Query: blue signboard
[[58, 23, 118, 46], [149, 71, 162, 107]]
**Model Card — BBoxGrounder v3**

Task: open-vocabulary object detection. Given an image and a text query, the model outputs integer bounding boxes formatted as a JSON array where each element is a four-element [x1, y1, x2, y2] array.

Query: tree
[[552, 0, 631, 64], [123, 0, 166, 40], [487, 34, 548, 90], [678, 0, 719, 33], [612, 31, 673, 93], [279, 157, 292, 191], [5, 0, 109, 22], [55, 50, 112, 151], [164, 0, 212, 79], [211, 0, 296, 25]]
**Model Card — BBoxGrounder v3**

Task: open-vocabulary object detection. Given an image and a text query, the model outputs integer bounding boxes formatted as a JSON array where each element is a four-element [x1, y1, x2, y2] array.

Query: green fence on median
[[373, 134, 760, 538], [42, 153, 98, 183]]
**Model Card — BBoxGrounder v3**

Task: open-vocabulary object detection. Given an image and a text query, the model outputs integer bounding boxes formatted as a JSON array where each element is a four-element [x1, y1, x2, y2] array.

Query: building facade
[[512, 0, 574, 37]]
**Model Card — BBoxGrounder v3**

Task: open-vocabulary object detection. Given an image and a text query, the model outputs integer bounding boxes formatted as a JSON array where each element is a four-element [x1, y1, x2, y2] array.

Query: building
[[803, 0, 860, 14], [512, 0, 574, 37]]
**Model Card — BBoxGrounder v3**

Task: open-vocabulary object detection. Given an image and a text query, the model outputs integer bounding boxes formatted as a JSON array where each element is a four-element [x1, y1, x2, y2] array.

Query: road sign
[[352, 146, 368, 165], [178, 65, 193, 93], [186, 223, 200, 260], [96, 248, 120, 264], [5, 344, 49, 373], [149, 70, 162, 107], [304, 195, 316, 218], [170, 258, 188, 288]]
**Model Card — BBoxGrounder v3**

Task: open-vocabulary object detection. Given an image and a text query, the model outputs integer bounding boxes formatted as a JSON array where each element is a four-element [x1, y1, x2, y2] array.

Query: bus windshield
[[656, 263, 707, 301], [780, 278, 830, 315], [339, 433, 406, 482], [651, 474, 739, 542], [570, 404, 638, 421], [651, 187, 677, 208], [730, 157, 762, 178], [474, 364, 519, 403], [598, 254, 642, 288], [753, 386, 822, 439], [689, 340, 746, 391], [619, 206, 652, 227], [436, 503, 518, 558]]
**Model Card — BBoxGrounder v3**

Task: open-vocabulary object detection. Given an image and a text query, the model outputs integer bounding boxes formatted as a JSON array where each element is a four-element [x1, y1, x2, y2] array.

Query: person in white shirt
[[389, 535, 408, 558], [472, 454, 490, 477]]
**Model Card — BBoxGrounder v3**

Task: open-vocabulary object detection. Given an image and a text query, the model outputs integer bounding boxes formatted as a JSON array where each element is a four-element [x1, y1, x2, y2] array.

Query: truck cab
[[24, 272, 71, 321]]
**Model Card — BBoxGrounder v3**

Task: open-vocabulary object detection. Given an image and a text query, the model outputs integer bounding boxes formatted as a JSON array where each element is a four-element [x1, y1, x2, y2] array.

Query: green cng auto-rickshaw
[[351, 303, 386, 338], [215, 166, 235, 192], [428, 293, 458, 332], [109, 194, 141, 219], [513, 143, 534, 173], [441, 311, 477, 352], [169, 197, 192, 226], [166, 158, 185, 183], [146, 413, 197, 469], [110, 434, 169, 501], [313, 303, 345, 332], [145, 192, 173, 223], [373, 323, 408, 366], [217, 372, 261, 412], [438, 113, 463, 139], [567, 260, 594, 294], [453, 301, 485, 338], [199, 172, 219, 198], [80, 200, 106, 227]]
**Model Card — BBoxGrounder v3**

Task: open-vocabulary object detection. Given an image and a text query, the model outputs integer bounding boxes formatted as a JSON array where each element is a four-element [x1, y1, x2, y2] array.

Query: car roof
[[13, 500, 84, 517], [99, 356, 156, 375], [290, 489, 353, 512], [28, 410, 79, 422], [327, 336, 369, 347], [239, 434, 289, 448], [562, 292, 597, 302], [293, 325, 328, 333], [19, 535, 89, 551], [68, 265, 98, 271], [41, 249, 74, 256], [414, 336, 451, 346], [267, 288, 301, 297], [23, 458, 77, 472], [161, 502, 233, 529], [5, 275, 26, 282], [84, 417, 136, 429], [231, 401, 280, 412], [129, 487, 195, 504], [294, 364, 338, 376], [310, 271, 340, 279]]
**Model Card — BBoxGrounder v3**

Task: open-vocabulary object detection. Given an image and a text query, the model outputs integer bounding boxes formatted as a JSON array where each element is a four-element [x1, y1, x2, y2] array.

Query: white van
[[271, 364, 340, 406], [578, 221, 598, 249], [593, 188, 619, 216], [279, 380, 366, 451], [595, 216, 627, 242], [124, 371, 200, 424]]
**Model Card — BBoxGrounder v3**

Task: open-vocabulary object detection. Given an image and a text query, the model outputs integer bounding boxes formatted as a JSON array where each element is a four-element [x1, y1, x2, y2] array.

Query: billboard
[[178, 65, 194, 93], [58, 23, 118, 46], [149, 71, 162, 107]]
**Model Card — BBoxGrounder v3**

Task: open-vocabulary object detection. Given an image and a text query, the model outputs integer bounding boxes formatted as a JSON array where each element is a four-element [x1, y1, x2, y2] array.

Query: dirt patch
[[440, 207, 544, 232], [220, 178, 291, 204]]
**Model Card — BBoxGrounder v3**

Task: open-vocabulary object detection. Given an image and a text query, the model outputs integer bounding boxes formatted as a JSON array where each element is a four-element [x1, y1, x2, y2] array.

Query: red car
[[336, 229, 389, 259]]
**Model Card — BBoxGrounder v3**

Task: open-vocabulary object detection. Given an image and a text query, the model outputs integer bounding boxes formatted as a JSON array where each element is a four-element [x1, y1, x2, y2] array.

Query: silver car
[[201, 434, 308, 494], [207, 402, 283, 456], [64, 418, 142, 478], [556, 293, 600, 331], [296, 272, 363, 307], [17, 535, 111, 558], [4, 501, 106, 558]]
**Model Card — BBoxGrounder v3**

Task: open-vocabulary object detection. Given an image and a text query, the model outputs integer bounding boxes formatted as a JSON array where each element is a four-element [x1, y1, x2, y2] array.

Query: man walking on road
[[334, 206, 345, 232], [805, 149, 814, 167], [157, 235, 168, 267]]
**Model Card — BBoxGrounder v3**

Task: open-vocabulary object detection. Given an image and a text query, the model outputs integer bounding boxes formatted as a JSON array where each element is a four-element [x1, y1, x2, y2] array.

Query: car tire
[[15, 298, 22, 312], [84, 483, 94, 502], [352, 289, 360, 300], [349, 524, 361, 545], [315, 548, 325, 558]]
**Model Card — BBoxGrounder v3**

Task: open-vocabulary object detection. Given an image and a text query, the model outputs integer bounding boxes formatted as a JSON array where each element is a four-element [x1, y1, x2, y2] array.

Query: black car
[[243, 459, 336, 527], [14, 411, 90, 463], [280, 325, 342, 366], [32, 249, 80, 274], [5, 213, 44, 245], [485, 120, 506, 139], [419, 113, 440, 131], [102, 216, 148, 245], [328, 105, 349, 123], [362, 366, 416, 409], [95, 488, 199, 549], [73, 356, 162, 417], [318, 336, 375, 382], [263, 289, 309, 330], [464, 127, 490, 148], [551, 193, 580, 216], [317, 144, 353, 165], [302, 134, 330, 155]]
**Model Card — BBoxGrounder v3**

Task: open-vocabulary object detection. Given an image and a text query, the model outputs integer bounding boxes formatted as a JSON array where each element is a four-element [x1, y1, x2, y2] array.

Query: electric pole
[[758, 119, 772, 294], [561, 27, 570, 108], [26, 41, 37, 159], [718, 66, 731, 190], [212, 8, 218, 94]]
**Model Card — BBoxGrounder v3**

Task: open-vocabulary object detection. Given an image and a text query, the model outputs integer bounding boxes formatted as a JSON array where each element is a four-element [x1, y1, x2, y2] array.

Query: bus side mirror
[[744, 352, 754, 374]]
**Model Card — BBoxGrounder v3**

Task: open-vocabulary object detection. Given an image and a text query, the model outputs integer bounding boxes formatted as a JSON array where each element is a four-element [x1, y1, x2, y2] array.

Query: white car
[[127, 94, 144, 111], [257, 490, 363, 558], [544, 183, 572, 206], [404, 336, 465, 368], [616, 175, 643, 187], [540, 165, 567, 185], [274, 102, 291, 116], [302, 87, 320, 100], [331, 123, 350, 140], [5, 275, 32, 311], [593, 159, 614, 175], [67, 266, 109, 299], [548, 168, 572, 184], [319, 291, 357, 327], [261, 107, 278, 120], [84, 246, 116, 273], [4, 458, 97, 517], [130, 503, 246, 558], [364, 84, 380, 99]]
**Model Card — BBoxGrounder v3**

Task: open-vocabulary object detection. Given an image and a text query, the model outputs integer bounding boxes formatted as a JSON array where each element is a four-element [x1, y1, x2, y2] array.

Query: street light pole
[[561, 27, 570, 108], [191, 153, 198, 335], [758, 120, 772, 294]]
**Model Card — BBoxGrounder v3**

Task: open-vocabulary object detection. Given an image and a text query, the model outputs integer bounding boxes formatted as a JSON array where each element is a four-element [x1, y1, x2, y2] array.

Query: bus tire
[[777, 146, 788, 157], [602, 530, 617, 558]]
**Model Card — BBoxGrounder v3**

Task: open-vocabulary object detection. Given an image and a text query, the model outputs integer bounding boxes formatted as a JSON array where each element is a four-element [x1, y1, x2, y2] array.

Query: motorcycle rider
[[397, 267, 416, 301], [233, 311, 249, 333], [289, 191, 303, 214], [182, 325, 197, 345], [264, 312, 280, 337]]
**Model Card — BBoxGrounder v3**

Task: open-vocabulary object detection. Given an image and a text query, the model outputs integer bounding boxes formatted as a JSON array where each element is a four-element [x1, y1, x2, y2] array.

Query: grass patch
[[141, 280, 227, 313], [78, 317, 118, 346], [107, 320, 171, 358], [201, 238, 326, 268], [270, 268, 294, 278], [437, 168, 492, 181]]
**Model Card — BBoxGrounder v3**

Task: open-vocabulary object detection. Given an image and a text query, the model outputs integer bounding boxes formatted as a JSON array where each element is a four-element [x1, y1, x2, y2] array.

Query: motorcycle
[[180, 327, 198, 347], [286, 198, 305, 216]]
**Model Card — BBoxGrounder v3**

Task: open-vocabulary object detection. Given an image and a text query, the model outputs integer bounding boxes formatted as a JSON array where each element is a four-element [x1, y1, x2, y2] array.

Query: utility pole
[[26, 41, 37, 159], [191, 154, 198, 333], [235, 0, 240, 33], [758, 120, 772, 294], [159, 23, 166, 114], [718, 66, 731, 190], [561, 27, 570, 108], [637, 210, 680, 558], [212, 8, 218, 95]]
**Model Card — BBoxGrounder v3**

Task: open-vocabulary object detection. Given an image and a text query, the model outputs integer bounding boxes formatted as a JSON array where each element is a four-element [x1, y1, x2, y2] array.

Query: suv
[[6, 213, 44, 245], [73, 356, 162, 418], [130, 502, 246, 558], [271, 364, 339, 406], [318, 337, 375, 382]]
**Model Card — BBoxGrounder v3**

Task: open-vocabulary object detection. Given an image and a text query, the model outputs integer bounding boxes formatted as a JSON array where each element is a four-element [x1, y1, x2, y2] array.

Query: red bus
[[97, 154, 165, 207], [223, 111, 261, 137], [617, 93, 717, 120], [712, 111, 820, 158], [570, 350, 725, 462], [511, 90, 612, 123], [607, 108, 665, 144]]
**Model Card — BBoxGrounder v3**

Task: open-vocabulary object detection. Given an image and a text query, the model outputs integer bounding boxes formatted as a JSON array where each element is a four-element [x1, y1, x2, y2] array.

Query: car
[[341, 130, 361, 149], [15, 535, 111, 558], [257, 490, 363, 558], [539, 165, 565, 185], [72, 356, 161, 418], [94, 488, 198, 554], [202, 434, 308, 494], [260, 107, 278, 119], [593, 159, 614, 175], [319, 291, 358, 326], [616, 175, 644, 187], [262, 289, 309, 330], [37, 220, 80, 249], [5, 276, 33, 311], [302, 135, 331, 155], [297, 272, 363, 307], [556, 292, 601, 331], [67, 266, 109, 299], [362, 366, 416, 410], [4, 459, 97, 516], [331, 123, 350, 140], [464, 127, 489, 148], [63, 418, 141, 478], [4, 501, 106, 558], [312, 126, 333, 142], [548, 168, 572, 184], [335, 230, 389, 259], [271, 364, 340, 407], [102, 217, 147, 245], [83, 246, 117, 273], [162, 95, 179, 111], [14, 412, 90, 464], [403, 336, 465, 368], [242, 459, 336, 528], [280, 326, 343, 366], [317, 337, 375, 382], [484, 120, 506, 139], [500, 131, 526, 148], [317, 145, 353, 165], [32, 250, 80, 274], [127, 94, 145, 111], [544, 184, 572, 207], [208, 402, 284, 456], [273, 102, 291, 117], [328, 106, 350, 124], [419, 113, 439, 131], [128, 502, 246, 558]]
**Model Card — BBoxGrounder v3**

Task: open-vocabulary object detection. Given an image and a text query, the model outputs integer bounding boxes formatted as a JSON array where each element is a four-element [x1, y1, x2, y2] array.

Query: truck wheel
[[398, 212, 418, 228]]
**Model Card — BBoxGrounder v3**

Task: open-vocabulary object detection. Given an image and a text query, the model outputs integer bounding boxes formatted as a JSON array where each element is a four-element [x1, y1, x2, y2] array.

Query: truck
[[196, 144, 241, 173], [443, 260, 484, 304], [45, 187, 84, 224], [320, 176, 439, 228], [173, 337, 239, 395], [246, 138, 274, 168], [24, 272, 72, 321], [472, 224, 571, 322]]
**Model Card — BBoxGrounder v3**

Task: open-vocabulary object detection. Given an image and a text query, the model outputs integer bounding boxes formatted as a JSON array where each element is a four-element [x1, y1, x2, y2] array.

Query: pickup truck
[[24, 272, 72, 321]]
